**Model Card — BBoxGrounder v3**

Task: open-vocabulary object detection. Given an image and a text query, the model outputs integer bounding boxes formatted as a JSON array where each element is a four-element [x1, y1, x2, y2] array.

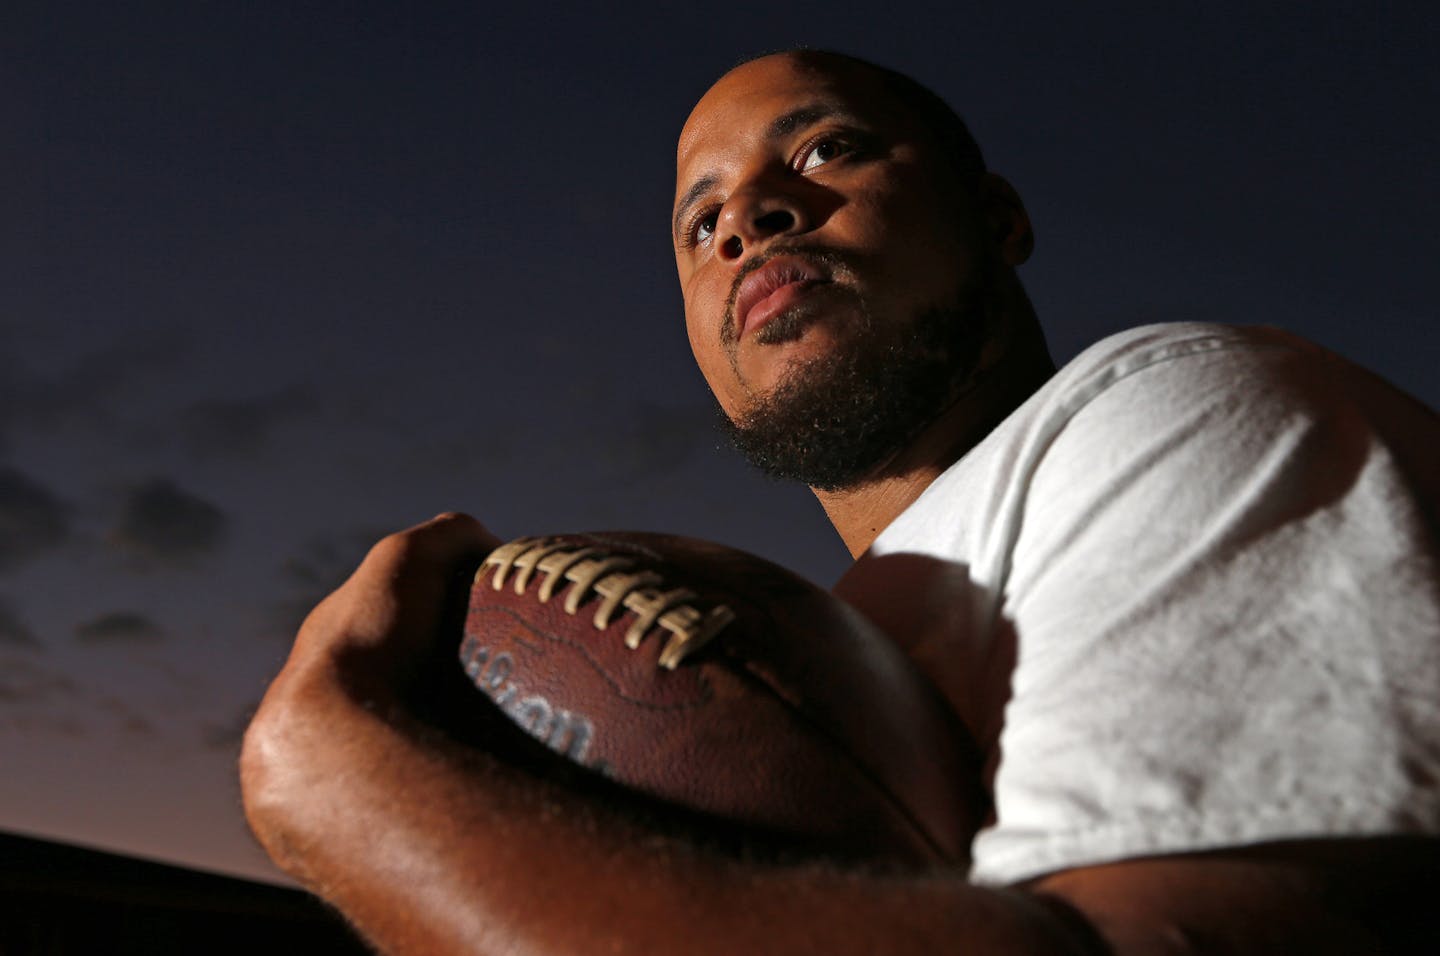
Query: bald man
[[241, 52, 1440, 954]]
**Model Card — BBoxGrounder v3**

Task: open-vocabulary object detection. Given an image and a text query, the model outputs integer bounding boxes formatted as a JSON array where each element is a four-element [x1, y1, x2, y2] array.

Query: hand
[[240, 513, 502, 883], [280, 512, 502, 710]]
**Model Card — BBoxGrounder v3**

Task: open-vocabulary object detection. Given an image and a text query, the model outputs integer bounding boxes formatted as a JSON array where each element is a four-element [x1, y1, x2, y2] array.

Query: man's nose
[[714, 180, 809, 263]]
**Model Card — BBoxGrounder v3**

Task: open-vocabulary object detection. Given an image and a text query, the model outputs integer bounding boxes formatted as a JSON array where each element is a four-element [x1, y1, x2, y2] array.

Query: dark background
[[2, 1, 1435, 881]]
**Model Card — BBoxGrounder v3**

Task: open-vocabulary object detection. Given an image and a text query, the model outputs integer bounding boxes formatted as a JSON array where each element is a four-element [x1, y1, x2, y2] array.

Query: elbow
[[237, 674, 333, 881]]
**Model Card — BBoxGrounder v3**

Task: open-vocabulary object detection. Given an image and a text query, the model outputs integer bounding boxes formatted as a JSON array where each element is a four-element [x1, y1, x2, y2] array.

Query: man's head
[[673, 51, 1042, 491]]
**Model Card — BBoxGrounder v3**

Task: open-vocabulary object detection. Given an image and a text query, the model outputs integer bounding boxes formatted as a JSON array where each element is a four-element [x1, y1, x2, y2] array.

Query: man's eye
[[692, 210, 718, 245], [797, 137, 853, 172]]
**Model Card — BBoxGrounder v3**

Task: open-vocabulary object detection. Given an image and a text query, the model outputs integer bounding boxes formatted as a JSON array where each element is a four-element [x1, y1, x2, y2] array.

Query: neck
[[815, 328, 1053, 558]]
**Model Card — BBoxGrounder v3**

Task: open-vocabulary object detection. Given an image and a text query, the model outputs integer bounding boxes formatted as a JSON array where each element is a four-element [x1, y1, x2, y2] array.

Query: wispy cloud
[[0, 596, 38, 647], [0, 329, 189, 442], [74, 611, 166, 644], [270, 526, 388, 637], [179, 385, 317, 459], [606, 401, 716, 477], [0, 654, 80, 708], [97, 694, 158, 736], [201, 699, 258, 752], [109, 478, 228, 567], [0, 654, 155, 739], [0, 467, 71, 571]]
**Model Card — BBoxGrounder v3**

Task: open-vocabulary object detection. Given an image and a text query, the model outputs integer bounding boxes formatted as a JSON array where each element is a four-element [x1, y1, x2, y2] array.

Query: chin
[[718, 294, 990, 491], [737, 314, 867, 397]]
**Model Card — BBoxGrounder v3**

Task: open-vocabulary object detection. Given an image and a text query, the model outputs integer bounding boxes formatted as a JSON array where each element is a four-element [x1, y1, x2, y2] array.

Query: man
[[240, 51, 1440, 953]]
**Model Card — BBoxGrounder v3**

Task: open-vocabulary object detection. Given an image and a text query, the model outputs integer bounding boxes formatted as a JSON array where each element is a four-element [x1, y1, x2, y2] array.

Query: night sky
[[3, 2, 1436, 882]]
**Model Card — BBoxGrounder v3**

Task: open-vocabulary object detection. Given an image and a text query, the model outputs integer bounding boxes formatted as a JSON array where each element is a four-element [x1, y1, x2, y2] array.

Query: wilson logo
[[460, 636, 599, 767]]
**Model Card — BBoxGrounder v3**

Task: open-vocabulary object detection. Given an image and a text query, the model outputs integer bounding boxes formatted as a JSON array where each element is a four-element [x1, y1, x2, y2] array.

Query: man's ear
[[980, 173, 1034, 266]]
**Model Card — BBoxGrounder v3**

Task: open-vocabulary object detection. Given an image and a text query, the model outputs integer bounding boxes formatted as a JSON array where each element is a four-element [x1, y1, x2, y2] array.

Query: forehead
[[675, 55, 894, 182]]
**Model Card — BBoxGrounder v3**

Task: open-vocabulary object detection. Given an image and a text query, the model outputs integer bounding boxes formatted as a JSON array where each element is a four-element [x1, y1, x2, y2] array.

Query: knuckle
[[367, 529, 417, 567]]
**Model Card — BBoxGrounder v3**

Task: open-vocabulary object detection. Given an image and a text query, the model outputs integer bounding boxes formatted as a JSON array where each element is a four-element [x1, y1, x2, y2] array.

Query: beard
[[717, 287, 991, 493]]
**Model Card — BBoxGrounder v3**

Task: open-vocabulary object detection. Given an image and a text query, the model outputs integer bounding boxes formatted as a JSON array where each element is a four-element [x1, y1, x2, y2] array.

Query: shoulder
[[1047, 321, 1433, 426], [867, 320, 1437, 601], [969, 323, 1440, 886], [1007, 325, 1438, 625], [1043, 322, 1368, 419], [1029, 322, 1437, 510]]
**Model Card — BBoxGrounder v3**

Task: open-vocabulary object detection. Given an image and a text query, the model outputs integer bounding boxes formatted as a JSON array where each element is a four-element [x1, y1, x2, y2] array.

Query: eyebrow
[[765, 103, 838, 140], [672, 174, 719, 241], [672, 102, 843, 242]]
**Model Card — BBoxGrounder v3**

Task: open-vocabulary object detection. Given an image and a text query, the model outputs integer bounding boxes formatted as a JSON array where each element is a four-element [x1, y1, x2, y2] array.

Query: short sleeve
[[969, 335, 1440, 885]]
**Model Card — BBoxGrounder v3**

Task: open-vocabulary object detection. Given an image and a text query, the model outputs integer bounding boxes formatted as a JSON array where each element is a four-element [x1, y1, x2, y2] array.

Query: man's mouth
[[728, 255, 833, 343]]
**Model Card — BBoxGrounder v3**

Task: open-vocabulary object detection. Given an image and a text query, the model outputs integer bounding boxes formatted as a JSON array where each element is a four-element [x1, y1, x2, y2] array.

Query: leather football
[[459, 531, 982, 865]]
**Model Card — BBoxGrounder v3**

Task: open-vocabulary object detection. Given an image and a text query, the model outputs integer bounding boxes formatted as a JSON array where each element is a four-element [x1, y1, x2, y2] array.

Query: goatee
[[718, 294, 990, 492]]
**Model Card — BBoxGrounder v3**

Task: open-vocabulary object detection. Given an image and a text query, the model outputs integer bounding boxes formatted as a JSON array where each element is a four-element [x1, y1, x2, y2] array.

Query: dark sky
[[2, 2, 1436, 879]]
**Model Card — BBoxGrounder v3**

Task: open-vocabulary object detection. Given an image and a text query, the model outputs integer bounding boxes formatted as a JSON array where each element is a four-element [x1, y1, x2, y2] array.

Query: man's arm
[[239, 514, 1436, 955]]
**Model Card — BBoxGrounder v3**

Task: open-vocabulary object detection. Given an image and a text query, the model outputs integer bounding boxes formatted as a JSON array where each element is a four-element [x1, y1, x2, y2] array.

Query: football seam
[[465, 604, 716, 713]]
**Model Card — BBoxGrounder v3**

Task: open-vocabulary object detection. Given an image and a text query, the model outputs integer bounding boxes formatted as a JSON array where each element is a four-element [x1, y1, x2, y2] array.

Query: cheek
[[681, 276, 715, 361], [683, 286, 742, 415], [683, 316, 716, 381], [824, 185, 960, 293], [874, 199, 973, 301]]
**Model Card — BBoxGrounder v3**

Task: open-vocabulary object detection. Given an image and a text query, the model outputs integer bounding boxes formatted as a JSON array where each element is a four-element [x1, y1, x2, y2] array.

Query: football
[[458, 531, 982, 865]]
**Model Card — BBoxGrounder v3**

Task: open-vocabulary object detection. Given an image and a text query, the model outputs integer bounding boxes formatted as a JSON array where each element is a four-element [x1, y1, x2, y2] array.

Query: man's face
[[673, 54, 998, 487]]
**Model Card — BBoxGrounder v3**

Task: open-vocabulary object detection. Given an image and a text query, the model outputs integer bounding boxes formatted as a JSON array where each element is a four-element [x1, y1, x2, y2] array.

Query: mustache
[[722, 245, 859, 342]]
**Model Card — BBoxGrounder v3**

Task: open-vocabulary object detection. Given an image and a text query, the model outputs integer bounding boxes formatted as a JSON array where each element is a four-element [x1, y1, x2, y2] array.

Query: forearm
[[241, 658, 1092, 956]]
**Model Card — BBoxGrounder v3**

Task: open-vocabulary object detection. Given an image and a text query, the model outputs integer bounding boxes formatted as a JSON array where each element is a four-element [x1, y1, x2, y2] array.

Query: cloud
[[0, 596, 38, 647], [607, 401, 717, 477], [74, 611, 166, 644], [270, 527, 387, 637], [0, 467, 71, 571], [0, 654, 79, 707], [202, 700, 258, 751], [0, 329, 189, 440], [109, 478, 228, 566], [179, 385, 316, 459], [97, 694, 157, 736], [0, 660, 149, 737]]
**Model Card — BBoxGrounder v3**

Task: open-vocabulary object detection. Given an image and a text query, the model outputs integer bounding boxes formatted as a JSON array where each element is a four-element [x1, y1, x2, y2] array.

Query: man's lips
[[730, 256, 833, 341]]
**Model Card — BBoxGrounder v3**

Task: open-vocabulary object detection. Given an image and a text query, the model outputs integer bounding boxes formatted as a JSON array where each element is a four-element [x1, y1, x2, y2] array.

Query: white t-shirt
[[851, 323, 1440, 885]]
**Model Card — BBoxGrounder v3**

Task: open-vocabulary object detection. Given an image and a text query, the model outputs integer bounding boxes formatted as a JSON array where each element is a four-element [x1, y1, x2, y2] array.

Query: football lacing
[[479, 536, 735, 670]]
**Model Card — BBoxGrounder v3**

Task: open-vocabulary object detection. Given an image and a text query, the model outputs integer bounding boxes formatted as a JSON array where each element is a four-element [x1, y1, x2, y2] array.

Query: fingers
[[292, 512, 503, 684], [357, 512, 502, 597]]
